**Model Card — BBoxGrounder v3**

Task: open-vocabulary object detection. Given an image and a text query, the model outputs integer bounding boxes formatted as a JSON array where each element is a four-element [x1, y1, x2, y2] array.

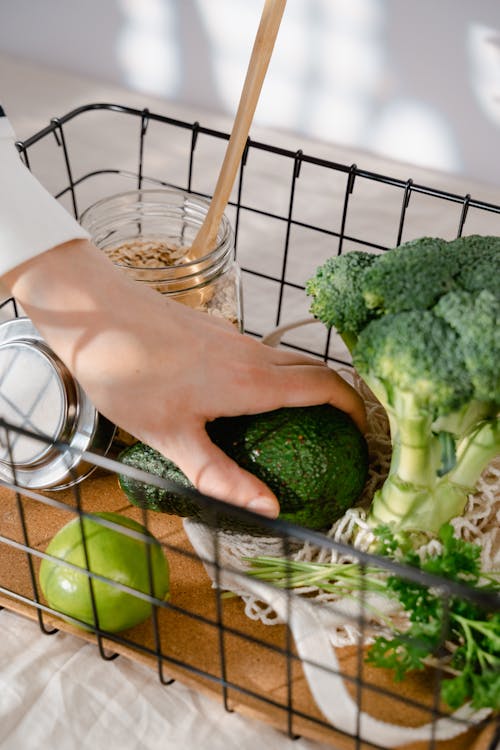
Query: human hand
[[3, 239, 366, 518]]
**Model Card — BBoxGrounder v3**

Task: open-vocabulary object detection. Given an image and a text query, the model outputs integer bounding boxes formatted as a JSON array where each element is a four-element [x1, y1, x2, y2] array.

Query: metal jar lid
[[0, 317, 116, 490]]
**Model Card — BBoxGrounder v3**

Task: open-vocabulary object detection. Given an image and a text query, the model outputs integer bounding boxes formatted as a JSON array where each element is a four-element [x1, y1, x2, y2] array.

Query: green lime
[[39, 511, 169, 632]]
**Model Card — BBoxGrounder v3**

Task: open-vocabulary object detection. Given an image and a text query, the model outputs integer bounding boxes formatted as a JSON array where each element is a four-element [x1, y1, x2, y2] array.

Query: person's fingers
[[271, 363, 367, 432], [267, 348, 326, 366], [164, 426, 280, 519]]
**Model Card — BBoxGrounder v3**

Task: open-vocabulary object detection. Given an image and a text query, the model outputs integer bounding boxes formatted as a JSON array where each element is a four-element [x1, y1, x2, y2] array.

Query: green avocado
[[118, 405, 368, 532]]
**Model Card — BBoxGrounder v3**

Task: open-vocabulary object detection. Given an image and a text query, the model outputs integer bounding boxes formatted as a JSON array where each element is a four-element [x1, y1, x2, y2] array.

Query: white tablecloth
[[0, 609, 329, 750]]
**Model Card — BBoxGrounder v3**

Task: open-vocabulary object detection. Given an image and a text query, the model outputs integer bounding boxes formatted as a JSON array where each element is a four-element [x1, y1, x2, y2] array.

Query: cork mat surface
[[0, 468, 496, 750]]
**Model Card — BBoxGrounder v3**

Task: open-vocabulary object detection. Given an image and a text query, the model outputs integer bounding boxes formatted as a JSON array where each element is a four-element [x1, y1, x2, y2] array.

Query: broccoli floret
[[361, 237, 457, 314], [353, 311, 473, 416], [449, 234, 500, 298], [305, 251, 376, 346], [306, 235, 500, 534], [434, 289, 500, 403]]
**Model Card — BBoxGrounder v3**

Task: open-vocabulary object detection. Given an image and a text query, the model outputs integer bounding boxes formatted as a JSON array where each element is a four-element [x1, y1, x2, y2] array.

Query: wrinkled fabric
[[0, 609, 331, 750]]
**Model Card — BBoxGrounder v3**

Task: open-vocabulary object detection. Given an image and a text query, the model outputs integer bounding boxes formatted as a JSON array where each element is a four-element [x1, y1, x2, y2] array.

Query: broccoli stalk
[[306, 236, 500, 535], [451, 418, 500, 488], [368, 409, 499, 533]]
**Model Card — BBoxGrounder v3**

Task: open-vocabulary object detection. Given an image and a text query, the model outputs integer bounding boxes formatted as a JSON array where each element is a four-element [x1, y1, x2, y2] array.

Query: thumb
[[166, 426, 280, 519]]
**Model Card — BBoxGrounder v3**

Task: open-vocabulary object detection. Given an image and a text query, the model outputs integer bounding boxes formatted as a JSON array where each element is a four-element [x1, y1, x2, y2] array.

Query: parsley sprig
[[245, 524, 500, 711]]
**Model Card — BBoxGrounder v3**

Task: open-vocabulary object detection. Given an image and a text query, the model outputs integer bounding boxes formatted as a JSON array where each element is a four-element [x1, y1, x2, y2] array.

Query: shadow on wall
[[0, 0, 499, 183]]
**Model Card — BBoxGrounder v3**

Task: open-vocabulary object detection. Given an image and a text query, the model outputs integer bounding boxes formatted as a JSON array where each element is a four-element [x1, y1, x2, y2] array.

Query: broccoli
[[361, 236, 456, 314], [306, 235, 500, 534], [450, 234, 500, 298], [305, 251, 377, 344]]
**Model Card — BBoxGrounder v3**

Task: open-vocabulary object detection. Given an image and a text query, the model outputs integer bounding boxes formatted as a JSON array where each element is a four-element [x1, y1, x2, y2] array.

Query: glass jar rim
[[79, 187, 234, 272]]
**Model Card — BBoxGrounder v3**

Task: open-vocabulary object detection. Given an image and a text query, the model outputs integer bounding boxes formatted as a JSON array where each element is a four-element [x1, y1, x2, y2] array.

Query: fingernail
[[247, 497, 279, 518]]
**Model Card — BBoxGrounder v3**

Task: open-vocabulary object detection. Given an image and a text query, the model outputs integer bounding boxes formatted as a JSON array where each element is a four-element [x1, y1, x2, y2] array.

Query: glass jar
[[80, 188, 243, 330], [0, 317, 116, 489]]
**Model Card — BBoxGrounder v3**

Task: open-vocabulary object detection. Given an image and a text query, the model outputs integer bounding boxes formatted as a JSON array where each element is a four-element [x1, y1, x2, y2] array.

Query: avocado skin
[[118, 443, 267, 535], [119, 443, 196, 515], [118, 405, 368, 532]]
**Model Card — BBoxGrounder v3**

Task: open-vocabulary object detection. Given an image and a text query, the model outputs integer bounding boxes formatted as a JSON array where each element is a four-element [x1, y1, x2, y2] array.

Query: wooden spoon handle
[[190, 0, 287, 257]]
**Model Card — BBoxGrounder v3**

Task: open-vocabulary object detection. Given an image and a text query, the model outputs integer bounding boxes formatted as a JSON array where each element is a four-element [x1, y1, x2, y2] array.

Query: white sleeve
[[0, 107, 90, 277]]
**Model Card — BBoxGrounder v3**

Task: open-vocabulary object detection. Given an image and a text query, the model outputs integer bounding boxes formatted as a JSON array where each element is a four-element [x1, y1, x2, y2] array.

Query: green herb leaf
[[245, 522, 500, 711]]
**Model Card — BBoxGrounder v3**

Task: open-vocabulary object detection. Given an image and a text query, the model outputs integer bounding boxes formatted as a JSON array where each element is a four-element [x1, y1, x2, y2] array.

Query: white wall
[[1, 0, 500, 185]]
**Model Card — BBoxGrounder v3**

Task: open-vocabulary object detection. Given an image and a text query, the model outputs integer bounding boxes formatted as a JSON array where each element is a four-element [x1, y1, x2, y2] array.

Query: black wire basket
[[0, 103, 499, 750]]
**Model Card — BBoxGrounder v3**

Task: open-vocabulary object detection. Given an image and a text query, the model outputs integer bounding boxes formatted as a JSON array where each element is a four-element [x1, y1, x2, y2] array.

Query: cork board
[[0, 467, 496, 750]]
